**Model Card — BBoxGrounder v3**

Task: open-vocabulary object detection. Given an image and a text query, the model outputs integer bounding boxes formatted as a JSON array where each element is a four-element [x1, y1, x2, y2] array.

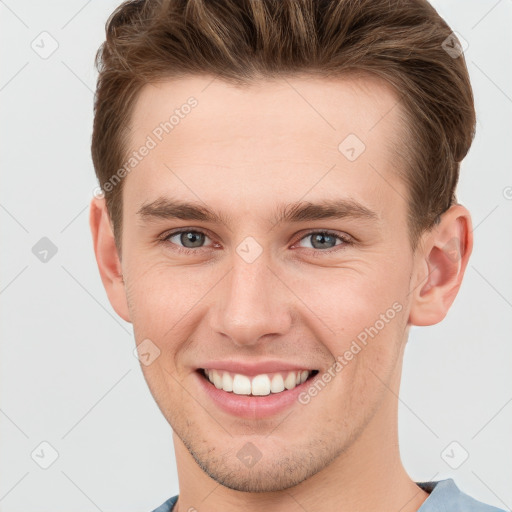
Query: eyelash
[[158, 228, 353, 256]]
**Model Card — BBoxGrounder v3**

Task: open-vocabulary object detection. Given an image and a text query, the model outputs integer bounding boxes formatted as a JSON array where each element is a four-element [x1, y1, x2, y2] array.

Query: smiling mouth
[[197, 368, 319, 396]]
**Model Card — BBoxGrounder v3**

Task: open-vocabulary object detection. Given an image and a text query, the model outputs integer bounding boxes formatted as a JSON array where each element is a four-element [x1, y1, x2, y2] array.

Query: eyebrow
[[136, 196, 379, 226]]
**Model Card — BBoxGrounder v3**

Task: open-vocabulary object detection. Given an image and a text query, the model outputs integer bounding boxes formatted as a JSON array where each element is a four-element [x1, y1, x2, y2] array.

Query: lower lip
[[195, 370, 318, 419]]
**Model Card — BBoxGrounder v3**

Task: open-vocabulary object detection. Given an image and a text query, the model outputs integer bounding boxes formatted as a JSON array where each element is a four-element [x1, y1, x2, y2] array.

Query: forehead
[[124, 73, 408, 226], [129, 72, 404, 150]]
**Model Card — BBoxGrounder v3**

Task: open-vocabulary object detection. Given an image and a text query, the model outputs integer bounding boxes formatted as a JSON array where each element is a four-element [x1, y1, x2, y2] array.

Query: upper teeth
[[204, 369, 311, 396]]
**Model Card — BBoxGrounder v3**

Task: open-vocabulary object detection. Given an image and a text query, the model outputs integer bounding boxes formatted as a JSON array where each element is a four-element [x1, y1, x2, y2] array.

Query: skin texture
[[90, 74, 473, 511]]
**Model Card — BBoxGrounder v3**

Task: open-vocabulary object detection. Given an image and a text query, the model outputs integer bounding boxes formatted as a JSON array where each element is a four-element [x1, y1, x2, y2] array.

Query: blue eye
[[163, 229, 213, 254], [297, 231, 349, 250], [169, 230, 208, 248], [160, 229, 352, 255]]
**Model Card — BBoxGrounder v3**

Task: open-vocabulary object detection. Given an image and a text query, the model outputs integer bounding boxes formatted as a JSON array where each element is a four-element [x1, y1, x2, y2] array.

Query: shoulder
[[417, 479, 507, 512], [149, 481, 507, 512], [149, 495, 179, 512]]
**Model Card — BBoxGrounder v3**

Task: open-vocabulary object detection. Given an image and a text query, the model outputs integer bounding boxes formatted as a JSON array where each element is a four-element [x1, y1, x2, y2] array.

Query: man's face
[[119, 74, 418, 491]]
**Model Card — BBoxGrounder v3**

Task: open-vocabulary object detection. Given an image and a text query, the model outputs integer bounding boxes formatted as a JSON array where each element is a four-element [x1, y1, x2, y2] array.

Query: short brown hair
[[91, 0, 476, 252]]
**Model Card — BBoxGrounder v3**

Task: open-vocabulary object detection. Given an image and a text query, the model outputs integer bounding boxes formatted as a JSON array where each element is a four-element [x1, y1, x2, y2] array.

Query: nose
[[210, 254, 293, 347]]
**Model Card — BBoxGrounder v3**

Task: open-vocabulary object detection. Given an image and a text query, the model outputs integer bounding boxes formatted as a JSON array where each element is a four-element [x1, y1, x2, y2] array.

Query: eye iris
[[181, 231, 204, 248], [311, 233, 336, 250]]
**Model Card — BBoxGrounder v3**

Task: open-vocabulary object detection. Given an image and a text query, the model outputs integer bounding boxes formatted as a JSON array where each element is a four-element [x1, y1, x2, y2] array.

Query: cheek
[[292, 261, 408, 338], [124, 259, 224, 376], [293, 256, 411, 380], [124, 259, 206, 326]]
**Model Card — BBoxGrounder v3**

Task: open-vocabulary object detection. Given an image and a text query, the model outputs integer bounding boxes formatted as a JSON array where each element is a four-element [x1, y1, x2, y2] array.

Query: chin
[[196, 457, 313, 493], [179, 425, 342, 493]]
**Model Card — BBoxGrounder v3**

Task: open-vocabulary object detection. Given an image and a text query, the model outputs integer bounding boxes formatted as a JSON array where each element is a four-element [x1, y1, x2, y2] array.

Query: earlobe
[[89, 197, 131, 323], [408, 204, 473, 327]]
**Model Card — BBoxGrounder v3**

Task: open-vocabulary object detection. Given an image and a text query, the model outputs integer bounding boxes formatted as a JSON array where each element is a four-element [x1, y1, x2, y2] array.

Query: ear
[[89, 197, 131, 323], [409, 204, 473, 326]]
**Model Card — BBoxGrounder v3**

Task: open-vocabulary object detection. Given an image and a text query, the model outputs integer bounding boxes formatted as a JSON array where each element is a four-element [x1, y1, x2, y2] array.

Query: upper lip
[[197, 360, 318, 376]]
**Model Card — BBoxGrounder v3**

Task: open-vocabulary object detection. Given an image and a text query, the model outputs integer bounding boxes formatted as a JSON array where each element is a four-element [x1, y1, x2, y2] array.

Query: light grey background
[[1, 1, 511, 511]]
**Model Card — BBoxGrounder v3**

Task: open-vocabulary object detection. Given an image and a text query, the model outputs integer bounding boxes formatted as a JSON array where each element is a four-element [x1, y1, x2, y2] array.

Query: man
[[89, 0, 505, 511]]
